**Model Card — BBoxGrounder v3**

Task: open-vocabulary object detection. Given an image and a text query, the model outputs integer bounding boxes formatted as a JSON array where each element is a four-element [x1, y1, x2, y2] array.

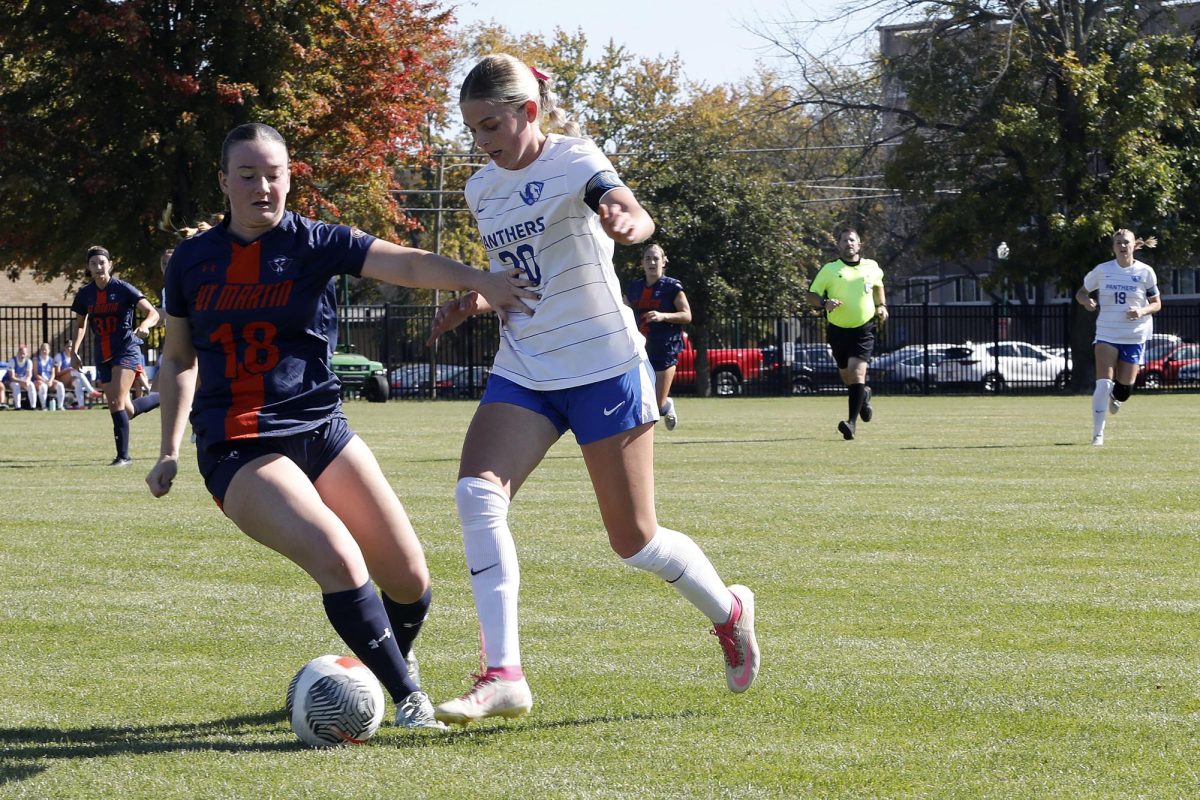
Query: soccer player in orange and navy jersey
[[145, 122, 536, 729], [623, 244, 691, 430], [70, 247, 161, 464]]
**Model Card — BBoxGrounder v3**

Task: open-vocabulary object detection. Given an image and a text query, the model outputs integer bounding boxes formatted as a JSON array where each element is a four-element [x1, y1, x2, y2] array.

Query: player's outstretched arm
[[146, 313, 197, 498], [597, 187, 655, 246], [361, 240, 536, 321]]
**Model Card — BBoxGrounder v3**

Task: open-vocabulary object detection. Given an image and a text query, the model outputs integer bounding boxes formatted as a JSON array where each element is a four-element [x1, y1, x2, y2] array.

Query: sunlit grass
[[0, 394, 1197, 798]]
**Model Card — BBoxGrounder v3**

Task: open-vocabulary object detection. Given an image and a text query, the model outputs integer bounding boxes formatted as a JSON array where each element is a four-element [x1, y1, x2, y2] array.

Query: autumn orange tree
[[0, 0, 454, 289]]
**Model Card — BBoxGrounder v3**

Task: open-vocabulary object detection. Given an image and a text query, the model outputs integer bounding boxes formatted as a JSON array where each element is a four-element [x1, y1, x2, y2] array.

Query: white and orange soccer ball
[[285, 655, 385, 747]]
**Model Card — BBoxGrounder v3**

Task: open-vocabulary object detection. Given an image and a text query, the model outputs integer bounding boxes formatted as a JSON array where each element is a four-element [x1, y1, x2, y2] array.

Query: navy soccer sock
[[381, 587, 431, 659], [322, 581, 417, 702], [131, 392, 160, 418], [111, 410, 130, 459]]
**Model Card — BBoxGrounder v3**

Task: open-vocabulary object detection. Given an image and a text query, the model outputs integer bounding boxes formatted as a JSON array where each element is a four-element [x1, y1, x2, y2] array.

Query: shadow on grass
[[405, 709, 707, 748], [899, 442, 1083, 450], [0, 708, 706, 784], [0, 709, 292, 785]]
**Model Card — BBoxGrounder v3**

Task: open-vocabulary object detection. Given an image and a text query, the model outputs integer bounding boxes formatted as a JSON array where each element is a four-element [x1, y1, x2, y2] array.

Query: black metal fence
[[5, 301, 1199, 399]]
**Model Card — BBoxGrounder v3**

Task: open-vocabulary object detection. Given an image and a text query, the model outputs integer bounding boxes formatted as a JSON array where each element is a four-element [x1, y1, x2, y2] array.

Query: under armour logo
[[368, 627, 393, 650], [520, 181, 544, 206]]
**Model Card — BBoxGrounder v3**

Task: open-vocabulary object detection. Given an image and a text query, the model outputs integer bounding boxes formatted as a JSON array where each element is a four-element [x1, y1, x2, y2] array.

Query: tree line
[[5, 0, 1199, 381]]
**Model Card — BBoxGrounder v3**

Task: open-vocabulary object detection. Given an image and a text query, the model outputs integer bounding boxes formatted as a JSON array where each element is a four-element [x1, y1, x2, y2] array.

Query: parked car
[[1177, 360, 1200, 384], [390, 363, 490, 399], [880, 343, 958, 361], [874, 349, 948, 394], [1137, 342, 1200, 389], [674, 332, 777, 397], [937, 341, 1071, 392], [331, 345, 387, 402], [790, 343, 844, 394]]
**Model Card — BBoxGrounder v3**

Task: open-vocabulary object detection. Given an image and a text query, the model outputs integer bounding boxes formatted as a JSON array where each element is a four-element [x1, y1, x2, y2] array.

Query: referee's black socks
[[848, 383, 868, 422]]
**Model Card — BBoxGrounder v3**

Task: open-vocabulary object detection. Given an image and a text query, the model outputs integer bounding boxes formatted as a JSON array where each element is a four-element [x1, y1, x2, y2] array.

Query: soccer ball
[[285, 655, 385, 747]]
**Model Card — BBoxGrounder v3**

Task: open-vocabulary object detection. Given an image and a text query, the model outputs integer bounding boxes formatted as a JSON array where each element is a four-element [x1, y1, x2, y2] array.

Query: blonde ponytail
[[461, 54, 581, 137]]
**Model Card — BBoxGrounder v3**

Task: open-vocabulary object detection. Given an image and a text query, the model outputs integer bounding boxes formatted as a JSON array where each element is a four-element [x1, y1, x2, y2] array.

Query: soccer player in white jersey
[[428, 54, 759, 725], [1074, 229, 1161, 446]]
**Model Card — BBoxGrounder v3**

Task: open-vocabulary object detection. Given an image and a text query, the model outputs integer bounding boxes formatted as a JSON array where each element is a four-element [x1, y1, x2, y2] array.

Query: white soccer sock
[[1092, 379, 1113, 438], [54, 383, 65, 408], [622, 526, 733, 624], [456, 477, 521, 668], [74, 378, 85, 407], [36, 383, 47, 407], [660, 397, 674, 416]]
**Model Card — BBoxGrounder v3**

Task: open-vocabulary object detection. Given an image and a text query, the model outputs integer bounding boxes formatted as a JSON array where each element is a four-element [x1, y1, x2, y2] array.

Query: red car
[[673, 333, 776, 396], [1138, 342, 1200, 388]]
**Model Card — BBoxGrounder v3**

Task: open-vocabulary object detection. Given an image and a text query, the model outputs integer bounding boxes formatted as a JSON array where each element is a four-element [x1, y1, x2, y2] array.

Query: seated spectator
[[0, 364, 8, 408], [8, 344, 36, 410], [33, 342, 66, 410], [56, 344, 101, 409]]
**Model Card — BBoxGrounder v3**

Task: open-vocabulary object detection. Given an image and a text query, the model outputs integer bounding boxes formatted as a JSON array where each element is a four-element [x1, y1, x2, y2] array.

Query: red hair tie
[[531, 66, 549, 81]]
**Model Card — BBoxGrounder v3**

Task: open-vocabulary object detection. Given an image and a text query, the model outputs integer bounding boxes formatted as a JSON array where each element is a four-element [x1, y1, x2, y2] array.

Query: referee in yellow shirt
[[805, 228, 888, 440]]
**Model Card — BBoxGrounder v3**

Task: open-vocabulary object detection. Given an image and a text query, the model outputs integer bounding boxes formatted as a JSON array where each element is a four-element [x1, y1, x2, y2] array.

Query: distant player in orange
[[70, 246, 161, 465], [625, 244, 691, 430]]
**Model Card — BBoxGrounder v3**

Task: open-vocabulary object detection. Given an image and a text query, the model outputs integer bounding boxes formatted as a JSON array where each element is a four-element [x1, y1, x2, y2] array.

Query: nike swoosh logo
[[470, 562, 499, 576], [603, 401, 626, 416]]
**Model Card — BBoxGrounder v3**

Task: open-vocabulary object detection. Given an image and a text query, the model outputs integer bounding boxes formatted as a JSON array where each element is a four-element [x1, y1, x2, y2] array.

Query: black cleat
[[838, 420, 856, 440]]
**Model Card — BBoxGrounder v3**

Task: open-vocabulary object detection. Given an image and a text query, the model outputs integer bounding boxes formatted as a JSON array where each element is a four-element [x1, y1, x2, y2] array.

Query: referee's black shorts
[[826, 320, 877, 369]]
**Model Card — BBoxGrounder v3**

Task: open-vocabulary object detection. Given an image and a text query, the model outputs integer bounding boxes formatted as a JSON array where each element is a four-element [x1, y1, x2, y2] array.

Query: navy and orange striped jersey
[[71, 278, 146, 364], [625, 276, 685, 357], [163, 211, 376, 452]]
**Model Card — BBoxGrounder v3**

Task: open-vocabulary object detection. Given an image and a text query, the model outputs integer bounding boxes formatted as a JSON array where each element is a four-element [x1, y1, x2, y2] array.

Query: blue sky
[[447, 0, 884, 87]]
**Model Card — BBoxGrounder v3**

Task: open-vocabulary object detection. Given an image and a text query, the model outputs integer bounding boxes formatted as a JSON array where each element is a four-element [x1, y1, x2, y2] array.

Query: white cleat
[[711, 584, 760, 693], [1092, 434, 1104, 447], [394, 690, 447, 729], [662, 398, 678, 431], [1109, 396, 1121, 415], [434, 670, 533, 726]]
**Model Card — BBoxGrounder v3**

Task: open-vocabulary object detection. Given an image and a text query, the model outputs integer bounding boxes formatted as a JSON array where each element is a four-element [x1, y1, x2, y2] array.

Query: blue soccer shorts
[[480, 361, 660, 445], [1095, 340, 1146, 365]]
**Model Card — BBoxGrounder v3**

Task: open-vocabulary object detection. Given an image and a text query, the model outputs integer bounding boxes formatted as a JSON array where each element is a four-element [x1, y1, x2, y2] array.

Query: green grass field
[[1, 395, 1197, 799]]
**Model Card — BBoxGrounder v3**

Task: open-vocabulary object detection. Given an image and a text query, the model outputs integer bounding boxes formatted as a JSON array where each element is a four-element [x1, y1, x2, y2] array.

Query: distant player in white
[[1075, 229, 1161, 445], [428, 54, 759, 725]]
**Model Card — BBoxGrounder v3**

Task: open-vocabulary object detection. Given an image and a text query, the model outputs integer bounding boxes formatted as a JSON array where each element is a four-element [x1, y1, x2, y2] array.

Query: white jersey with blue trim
[[466, 133, 645, 391], [1082, 259, 1158, 344]]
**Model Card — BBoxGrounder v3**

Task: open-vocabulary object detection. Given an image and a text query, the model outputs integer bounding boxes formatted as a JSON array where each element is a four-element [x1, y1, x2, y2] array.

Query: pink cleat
[[711, 585, 759, 693], [434, 668, 533, 726]]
